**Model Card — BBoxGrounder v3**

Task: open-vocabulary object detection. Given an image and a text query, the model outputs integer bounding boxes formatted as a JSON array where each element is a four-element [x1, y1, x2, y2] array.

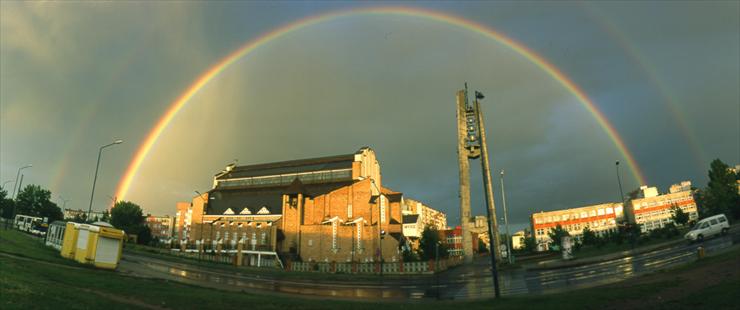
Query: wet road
[[119, 233, 737, 300]]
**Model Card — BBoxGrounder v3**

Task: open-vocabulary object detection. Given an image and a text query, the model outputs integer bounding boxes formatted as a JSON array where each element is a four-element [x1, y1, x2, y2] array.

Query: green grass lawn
[[2, 227, 738, 309]]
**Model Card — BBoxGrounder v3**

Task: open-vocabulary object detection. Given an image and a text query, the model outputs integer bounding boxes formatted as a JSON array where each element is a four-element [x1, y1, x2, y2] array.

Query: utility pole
[[500, 170, 513, 264], [473, 90, 502, 298]]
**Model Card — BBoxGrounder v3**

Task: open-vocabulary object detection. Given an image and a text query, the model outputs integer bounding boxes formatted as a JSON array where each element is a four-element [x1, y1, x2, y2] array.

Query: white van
[[684, 214, 730, 242]]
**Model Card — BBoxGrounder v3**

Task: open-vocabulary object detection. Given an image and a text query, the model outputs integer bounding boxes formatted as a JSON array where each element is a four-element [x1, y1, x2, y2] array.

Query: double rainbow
[[115, 6, 647, 200]]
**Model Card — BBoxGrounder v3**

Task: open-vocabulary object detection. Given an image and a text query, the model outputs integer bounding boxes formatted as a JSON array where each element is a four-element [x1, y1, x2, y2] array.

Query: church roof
[[216, 153, 355, 180]]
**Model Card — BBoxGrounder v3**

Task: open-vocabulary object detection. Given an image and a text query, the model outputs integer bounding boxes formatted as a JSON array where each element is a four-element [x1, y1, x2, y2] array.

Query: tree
[[627, 188, 642, 200], [101, 209, 110, 222], [581, 226, 598, 246], [72, 213, 87, 223], [523, 235, 537, 253], [419, 226, 448, 261], [0, 187, 15, 219], [111, 201, 151, 244], [671, 205, 689, 226], [696, 159, 740, 219], [14, 185, 63, 222], [547, 224, 570, 250], [623, 223, 642, 246], [478, 238, 488, 253]]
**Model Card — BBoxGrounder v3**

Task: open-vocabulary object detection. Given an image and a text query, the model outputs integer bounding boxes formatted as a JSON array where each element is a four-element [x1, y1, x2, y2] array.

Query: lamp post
[[9, 165, 31, 228], [473, 90, 501, 298], [58, 195, 70, 210], [87, 140, 123, 221], [435, 241, 441, 299], [615, 161, 626, 205], [12, 164, 32, 199], [379, 229, 386, 277], [500, 170, 513, 264]]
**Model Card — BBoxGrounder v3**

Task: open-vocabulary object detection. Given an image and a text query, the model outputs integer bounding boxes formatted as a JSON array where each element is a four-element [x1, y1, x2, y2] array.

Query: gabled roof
[[345, 217, 367, 225], [381, 187, 403, 202], [285, 178, 308, 195], [321, 216, 344, 224]]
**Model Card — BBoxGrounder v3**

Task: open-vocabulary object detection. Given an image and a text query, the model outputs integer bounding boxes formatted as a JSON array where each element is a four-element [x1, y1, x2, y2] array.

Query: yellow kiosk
[[67, 222, 126, 269], [60, 222, 81, 259]]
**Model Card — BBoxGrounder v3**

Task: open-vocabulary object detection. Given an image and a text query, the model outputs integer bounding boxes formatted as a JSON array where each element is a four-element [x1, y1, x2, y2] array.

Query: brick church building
[[175, 147, 411, 264]]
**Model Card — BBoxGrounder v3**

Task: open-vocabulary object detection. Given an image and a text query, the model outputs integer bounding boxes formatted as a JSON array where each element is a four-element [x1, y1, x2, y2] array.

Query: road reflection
[[121, 234, 735, 300]]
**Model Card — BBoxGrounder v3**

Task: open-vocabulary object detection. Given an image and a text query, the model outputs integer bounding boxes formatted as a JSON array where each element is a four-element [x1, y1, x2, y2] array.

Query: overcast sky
[[1, 1, 738, 232]]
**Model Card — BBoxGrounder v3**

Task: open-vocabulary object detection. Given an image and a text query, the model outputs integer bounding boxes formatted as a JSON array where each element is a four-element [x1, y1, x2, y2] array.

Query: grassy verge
[[2, 228, 738, 309]]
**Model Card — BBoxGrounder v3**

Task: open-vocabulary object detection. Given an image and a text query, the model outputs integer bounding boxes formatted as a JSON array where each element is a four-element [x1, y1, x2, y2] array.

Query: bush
[[662, 223, 680, 238], [402, 249, 420, 262]]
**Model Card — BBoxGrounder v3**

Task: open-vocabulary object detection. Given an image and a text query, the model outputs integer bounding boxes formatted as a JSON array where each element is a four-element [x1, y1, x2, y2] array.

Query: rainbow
[[581, 3, 706, 169], [115, 6, 647, 200]]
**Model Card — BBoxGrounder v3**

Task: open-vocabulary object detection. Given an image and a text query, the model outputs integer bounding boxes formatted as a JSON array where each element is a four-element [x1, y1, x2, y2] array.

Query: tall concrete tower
[[456, 84, 501, 264]]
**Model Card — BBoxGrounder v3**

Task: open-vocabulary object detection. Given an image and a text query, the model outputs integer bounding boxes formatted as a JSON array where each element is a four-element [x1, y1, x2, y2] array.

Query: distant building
[[531, 202, 624, 251], [402, 198, 447, 231], [440, 226, 464, 256], [63, 209, 107, 222], [402, 214, 422, 239], [511, 230, 526, 250], [145, 214, 174, 240], [625, 181, 698, 233], [468, 215, 490, 250]]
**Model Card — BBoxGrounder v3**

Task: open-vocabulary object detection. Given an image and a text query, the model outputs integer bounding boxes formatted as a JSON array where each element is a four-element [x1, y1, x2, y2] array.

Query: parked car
[[684, 214, 730, 242]]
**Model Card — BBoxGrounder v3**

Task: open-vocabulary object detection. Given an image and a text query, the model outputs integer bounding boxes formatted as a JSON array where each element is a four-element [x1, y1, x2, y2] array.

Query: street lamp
[[87, 140, 123, 221], [615, 161, 626, 205], [12, 164, 32, 199], [58, 195, 70, 210], [9, 165, 31, 227], [500, 170, 513, 264], [379, 229, 386, 277]]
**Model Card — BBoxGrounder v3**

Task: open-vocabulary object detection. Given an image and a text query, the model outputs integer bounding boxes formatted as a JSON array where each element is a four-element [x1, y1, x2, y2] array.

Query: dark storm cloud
[[1, 1, 737, 233]]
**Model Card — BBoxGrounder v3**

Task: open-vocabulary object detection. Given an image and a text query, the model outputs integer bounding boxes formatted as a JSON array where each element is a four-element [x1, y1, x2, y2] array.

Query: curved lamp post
[[8, 165, 31, 227], [12, 164, 32, 199], [87, 140, 123, 221]]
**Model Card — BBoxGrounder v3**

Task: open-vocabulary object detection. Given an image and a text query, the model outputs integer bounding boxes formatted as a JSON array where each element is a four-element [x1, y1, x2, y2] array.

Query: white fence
[[287, 258, 462, 275]]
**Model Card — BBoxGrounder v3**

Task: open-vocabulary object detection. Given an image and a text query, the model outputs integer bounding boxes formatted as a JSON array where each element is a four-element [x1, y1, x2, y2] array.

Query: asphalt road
[[119, 232, 737, 301]]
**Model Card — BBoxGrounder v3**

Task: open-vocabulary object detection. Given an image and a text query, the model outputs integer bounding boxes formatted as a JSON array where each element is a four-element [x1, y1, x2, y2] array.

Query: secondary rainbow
[[115, 6, 647, 200]]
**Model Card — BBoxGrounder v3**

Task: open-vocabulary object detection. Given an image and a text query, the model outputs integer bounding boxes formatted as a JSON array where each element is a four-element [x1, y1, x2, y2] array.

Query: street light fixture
[[615, 161, 626, 205], [12, 164, 32, 199], [87, 140, 123, 221]]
